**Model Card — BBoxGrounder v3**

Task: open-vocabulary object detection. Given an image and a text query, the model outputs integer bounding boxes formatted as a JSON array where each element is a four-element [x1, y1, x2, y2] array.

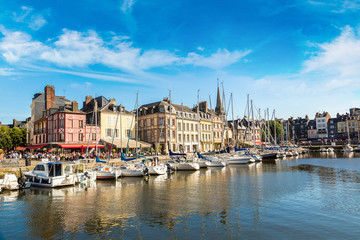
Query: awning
[[27, 144, 48, 149], [15, 147, 27, 151], [101, 139, 152, 149], [56, 143, 105, 149]]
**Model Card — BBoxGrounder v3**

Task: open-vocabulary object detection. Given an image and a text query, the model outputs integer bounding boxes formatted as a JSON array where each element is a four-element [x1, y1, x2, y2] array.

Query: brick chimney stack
[[199, 101, 208, 113], [45, 85, 55, 110], [72, 101, 79, 111], [110, 98, 116, 105]]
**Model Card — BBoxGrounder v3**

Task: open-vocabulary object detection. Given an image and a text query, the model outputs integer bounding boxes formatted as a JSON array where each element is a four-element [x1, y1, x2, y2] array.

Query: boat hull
[[147, 166, 167, 175]]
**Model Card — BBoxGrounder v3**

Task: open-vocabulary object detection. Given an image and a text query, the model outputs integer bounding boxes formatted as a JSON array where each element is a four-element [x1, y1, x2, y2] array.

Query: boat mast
[[251, 100, 256, 151], [168, 90, 172, 152], [136, 92, 139, 157], [181, 102, 184, 152], [273, 110, 277, 146], [247, 94, 250, 147], [120, 104, 123, 154], [108, 104, 120, 164], [197, 89, 201, 152], [95, 99, 98, 155], [231, 93, 235, 147], [209, 95, 215, 152]]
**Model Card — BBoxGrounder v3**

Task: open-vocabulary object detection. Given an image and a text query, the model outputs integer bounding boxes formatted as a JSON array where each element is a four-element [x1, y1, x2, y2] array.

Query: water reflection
[[2, 153, 360, 239]]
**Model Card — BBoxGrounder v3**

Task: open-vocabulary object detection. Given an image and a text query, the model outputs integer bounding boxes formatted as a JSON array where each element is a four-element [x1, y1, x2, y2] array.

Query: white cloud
[[307, 0, 360, 13], [197, 46, 204, 51], [183, 49, 251, 69], [0, 27, 248, 73], [12, 6, 47, 30], [0, 68, 15, 76], [121, 0, 136, 14], [303, 25, 360, 81]]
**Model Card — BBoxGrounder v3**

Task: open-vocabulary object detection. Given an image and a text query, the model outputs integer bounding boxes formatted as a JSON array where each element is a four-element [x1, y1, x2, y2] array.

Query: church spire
[[215, 79, 225, 115]]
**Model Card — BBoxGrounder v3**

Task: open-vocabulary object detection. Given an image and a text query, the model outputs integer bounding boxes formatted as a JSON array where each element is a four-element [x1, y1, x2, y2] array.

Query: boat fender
[[84, 171, 90, 179], [144, 168, 149, 176]]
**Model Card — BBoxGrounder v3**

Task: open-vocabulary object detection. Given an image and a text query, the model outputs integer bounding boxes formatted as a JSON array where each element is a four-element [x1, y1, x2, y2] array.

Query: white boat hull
[[147, 165, 167, 175], [24, 174, 76, 188], [208, 161, 226, 167], [121, 169, 144, 177], [176, 162, 200, 171], [225, 156, 253, 164]]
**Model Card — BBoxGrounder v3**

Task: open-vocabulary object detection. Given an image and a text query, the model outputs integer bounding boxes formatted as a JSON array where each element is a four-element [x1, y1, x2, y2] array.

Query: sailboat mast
[[209, 95, 215, 151], [136, 92, 138, 156], [120, 104, 123, 154], [231, 93, 235, 147], [169, 90, 172, 152], [273, 110, 277, 146], [182, 102, 184, 152], [108, 105, 120, 164], [95, 100, 98, 155], [197, 89, 200, 152], [251, 100, 256, 151], [247, 94, 250, 147]]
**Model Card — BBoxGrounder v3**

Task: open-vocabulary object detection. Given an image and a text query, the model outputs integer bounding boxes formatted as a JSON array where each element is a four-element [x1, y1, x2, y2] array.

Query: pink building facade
[[33, 111, 101, 146]]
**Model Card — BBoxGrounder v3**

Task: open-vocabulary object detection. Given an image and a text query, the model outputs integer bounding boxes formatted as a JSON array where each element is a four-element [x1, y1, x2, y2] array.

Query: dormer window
[[160, 107, 164, 113]]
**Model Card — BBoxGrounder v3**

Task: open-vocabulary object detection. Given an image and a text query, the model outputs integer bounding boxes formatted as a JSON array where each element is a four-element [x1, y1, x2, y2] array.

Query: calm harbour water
[[1, 152, 360, 239]]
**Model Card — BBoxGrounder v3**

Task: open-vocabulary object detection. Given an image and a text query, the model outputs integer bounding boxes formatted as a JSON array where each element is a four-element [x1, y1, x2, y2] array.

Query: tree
[[261, 121, 284, 144], [9, 127, 22, 148], [0, 127, 13, 151]]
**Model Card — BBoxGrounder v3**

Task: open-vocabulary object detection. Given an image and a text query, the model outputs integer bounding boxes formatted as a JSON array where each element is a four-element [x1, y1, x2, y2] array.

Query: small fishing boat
[[24, 162, 77, 188]]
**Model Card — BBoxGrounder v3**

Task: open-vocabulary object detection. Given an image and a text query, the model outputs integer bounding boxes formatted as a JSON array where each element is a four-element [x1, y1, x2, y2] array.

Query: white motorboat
[[95, 165, 121, 179], [24, 162, 77, 188], [64, 163, 97, 183], [144, 157, 167, 175], [0, 174, 26, 190], [198, 155, 226, 167], [120, 163, 145, 177]]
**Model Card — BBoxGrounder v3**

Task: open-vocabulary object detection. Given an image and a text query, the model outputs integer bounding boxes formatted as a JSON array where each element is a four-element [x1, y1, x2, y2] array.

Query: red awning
[[56, 143, 105, 149], [27, 144, 48, 149], [15, 147, 27, 151]]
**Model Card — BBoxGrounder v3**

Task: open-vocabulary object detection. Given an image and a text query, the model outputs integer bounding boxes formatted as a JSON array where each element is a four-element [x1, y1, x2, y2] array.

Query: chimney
[[199, 101, 207, 113], [110, 98, 116, 105], [45, 85, 55, 110], [84, 96, 93, 111], [72, 101, 79, 111]]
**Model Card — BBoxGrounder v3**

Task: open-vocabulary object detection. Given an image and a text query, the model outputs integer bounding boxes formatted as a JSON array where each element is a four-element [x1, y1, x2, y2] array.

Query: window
[[79, 133, 83, 141], [79, 120, 83, 128], [59, 133, 64, 142], [178, 134, 181, 142], [186, 123, 189, 131], [172, 131, 175, 139], [126, 129, 131, 137], [172, 119, 175, 125], [68, 133, 73, 142], [34, 164, 45, 171], [159, 119, 164, 125], [187, 135, 190, 142], [160, 107, 164, 112], [196, 135, 198, 141], [167, 119, 170, 126], [191, 124, 194, 131], [151, 119, 154, 125], [178, 122, 181, 130], [168, 130, 170, 139], [127, 118, 131, 127], [191, 135, 194, 142], [107, 116, 111, 125], [144, 120, 147, 127], [92, 133, 96, 141], [69, 119, 73, 128], [151, 130, 154, 138], [195, 125, 198, 131], [107, 129, 112, 137], [60, 119, 64, 128]]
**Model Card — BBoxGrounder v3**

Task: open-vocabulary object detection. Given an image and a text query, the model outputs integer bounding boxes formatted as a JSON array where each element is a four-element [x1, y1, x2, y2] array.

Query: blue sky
[[1, 0, 360, 123]]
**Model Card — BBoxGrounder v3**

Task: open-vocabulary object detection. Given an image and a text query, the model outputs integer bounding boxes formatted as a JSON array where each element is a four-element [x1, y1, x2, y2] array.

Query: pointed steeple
[[215, 79, 225, 115]]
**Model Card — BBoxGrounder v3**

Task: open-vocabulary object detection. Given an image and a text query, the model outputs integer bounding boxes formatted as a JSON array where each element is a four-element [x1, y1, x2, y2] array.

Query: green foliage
[[261, 121, 284, 143], [0, 127, 13, 150], [0, 127, 27, 150]]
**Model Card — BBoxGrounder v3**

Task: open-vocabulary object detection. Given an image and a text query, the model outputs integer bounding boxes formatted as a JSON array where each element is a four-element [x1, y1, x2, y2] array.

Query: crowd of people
[[0, 150, 163, 163]]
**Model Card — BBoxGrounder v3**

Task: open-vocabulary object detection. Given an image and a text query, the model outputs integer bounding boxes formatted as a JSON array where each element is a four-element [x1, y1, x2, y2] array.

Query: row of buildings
[[277, 109, 360, 144], [23, 85, 261, 153], [10, 84, 356, 153]]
